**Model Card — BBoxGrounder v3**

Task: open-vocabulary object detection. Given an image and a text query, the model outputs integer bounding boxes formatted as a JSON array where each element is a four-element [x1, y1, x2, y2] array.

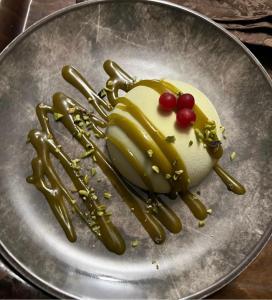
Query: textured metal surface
[[0, 0, 272, 299]]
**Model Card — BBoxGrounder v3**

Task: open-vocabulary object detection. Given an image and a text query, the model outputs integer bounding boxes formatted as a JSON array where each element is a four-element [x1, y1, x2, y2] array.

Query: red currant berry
[[159, 92, 177, 112], [176, 108, 196, 128], [177, 93, 195, 110]]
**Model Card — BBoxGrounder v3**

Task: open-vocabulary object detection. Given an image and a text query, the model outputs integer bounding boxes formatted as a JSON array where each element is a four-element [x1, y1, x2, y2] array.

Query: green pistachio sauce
[[27, 60, 245, 255]]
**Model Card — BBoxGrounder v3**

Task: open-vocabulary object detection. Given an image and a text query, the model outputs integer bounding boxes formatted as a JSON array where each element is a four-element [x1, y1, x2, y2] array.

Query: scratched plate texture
[[0, 1, 272, 299]]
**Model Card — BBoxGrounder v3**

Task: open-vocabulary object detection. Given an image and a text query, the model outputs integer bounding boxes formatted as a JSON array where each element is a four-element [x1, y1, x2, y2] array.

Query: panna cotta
[[106, 79, 222, 194]]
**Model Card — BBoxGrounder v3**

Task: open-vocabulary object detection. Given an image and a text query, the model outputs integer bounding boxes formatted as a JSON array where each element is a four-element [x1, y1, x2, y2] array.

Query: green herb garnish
[[165, 136, 176, 143], [195, 128, 204, 142]]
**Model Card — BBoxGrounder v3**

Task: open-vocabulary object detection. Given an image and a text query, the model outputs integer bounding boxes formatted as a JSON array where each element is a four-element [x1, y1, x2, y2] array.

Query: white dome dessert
[[106, 79, 222, 194]]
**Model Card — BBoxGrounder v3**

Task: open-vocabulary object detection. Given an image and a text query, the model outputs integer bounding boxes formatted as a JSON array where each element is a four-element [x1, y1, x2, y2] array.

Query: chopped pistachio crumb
[[71, 159, 80, 164], [207, 208, 213, 215], [90, 193, 98, 201], [78, 121, 84, 128], [92, 225, 100, 232], [175, 169, 184, 175], [83, 115, 89, 121], [54, 112, 64, 121], [47, 133, 53, 139], [198, 220, 205, 227], [147, 149, 153, 158], [230, 152, 237, 161], [94, 133, 101, 139], [173, 174, 179, 181], [103, 192, 112, 200], [74, 114, 81, 122], [165, 173, 171, 180], [77, 132, 82, 138], [131, 207, 135, 212], [90, 167, 97, 177], [92, 155, 97, 162], [90, 187, 95, 192], [81, 149, 95, 159], [83, 175, 89, 185], [79, 190, 89, 197], [189, 140, 193, 147], [70, 159, 80, 170], [131, 240, 139, 248], [68, 107, 76, 114], [55, 147, 60, 153], [99, 89, 107, 98], [165, 135, 176, 143], [152, 165, 160, 174], [97, 211, 104, 216], [97, 205, 106, 211]]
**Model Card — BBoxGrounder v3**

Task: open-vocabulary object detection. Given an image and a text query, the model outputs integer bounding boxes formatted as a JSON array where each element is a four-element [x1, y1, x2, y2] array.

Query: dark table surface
[[0, 0, 271, 299]]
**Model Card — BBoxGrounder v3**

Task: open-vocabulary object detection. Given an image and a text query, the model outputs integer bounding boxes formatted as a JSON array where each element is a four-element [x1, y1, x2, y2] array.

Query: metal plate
[[0, 0, 272, 298]]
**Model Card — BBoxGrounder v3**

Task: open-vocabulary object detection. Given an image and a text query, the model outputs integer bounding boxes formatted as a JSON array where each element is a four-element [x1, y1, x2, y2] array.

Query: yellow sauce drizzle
[[116, 96, 189, 193]]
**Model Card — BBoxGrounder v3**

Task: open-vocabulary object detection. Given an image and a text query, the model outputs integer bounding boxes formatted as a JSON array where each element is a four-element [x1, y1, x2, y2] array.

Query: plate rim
[[0, 0, 271, 299]]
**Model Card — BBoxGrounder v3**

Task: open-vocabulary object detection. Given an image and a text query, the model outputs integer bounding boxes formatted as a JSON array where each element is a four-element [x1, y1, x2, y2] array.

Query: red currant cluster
[[159, 92, 196, 128]]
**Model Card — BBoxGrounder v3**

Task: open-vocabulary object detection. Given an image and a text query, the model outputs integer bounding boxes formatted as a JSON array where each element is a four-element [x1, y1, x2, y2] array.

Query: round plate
[[0, 0, 272, 298]]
